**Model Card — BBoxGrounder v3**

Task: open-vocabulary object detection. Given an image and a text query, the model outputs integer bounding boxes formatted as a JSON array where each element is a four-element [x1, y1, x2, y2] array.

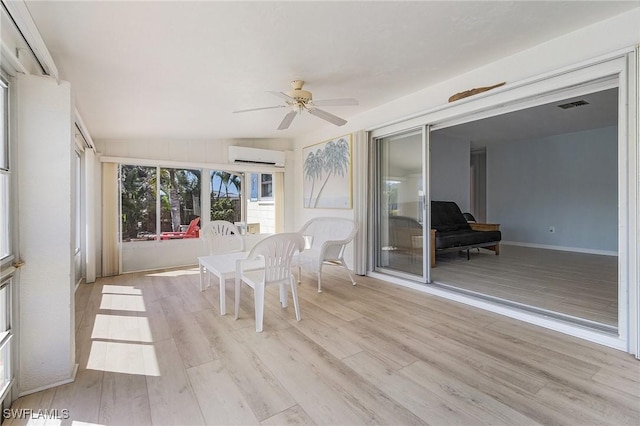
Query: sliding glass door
[[372, 82, 621, 332], [429, 85, 620, 330], [367, 55, 636, 349], [373, 128, 429, 282]]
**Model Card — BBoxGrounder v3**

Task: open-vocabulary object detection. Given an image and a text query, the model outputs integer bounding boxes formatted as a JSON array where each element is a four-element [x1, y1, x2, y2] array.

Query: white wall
[[96, 138, 293, 162], [122, 239, 204, 272], [17, 74, 76, 394], [488, 126, 618, 253]]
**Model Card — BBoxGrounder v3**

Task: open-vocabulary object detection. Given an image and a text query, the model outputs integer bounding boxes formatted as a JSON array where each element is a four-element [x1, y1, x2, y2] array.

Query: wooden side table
[[469, 223, 501, 255], [468, 223, 500, 232]]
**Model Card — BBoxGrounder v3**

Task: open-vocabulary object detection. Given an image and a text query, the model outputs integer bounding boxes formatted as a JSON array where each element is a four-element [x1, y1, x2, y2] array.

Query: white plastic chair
[[200, 220, 245, 291], [201, 220, 245, 254], [297, 217, 357, 293], [234, 233, 304, 332]]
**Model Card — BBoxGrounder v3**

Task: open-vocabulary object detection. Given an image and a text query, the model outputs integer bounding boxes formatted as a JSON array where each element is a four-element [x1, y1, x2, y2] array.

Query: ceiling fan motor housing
[[287, 89, 312, 103], [234, 79, 353, 129], [287, 80, 312, 103]]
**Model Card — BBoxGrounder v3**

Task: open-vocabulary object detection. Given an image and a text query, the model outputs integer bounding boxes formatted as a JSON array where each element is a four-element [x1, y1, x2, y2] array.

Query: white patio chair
[[234, 233, 304, 332], [297, 217, 358, 293], [200, 220, 245, 291], [202, 220, 245, 254]]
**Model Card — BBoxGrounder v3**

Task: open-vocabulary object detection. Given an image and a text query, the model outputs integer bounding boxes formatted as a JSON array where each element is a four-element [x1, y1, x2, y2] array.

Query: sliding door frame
[[370, 126, 431, 283], [367, 50, 638, 354], [422, 125, 431, 284]]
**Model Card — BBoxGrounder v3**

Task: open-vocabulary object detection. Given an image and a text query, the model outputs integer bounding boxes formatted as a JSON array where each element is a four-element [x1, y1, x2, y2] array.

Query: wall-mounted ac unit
[[228, 146, 285, 167]]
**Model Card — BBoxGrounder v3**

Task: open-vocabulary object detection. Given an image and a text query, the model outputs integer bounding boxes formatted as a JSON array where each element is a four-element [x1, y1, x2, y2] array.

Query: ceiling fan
[[233, 80, 358, 130]]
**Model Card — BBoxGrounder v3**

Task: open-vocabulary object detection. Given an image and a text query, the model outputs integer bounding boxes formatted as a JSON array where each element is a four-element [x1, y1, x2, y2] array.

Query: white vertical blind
[[352, 130, 368, 275], [84, 148, 96, 282], [101, 162, 119, 276], [274, 172, 284, 233]]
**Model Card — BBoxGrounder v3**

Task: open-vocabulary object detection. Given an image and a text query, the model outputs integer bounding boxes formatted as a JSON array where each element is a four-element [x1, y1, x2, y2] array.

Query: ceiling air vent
[[557, 100, 589, 110]]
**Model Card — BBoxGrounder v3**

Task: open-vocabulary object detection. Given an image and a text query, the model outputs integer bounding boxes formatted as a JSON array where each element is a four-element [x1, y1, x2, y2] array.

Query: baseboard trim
[[502, 241, 618, 256]]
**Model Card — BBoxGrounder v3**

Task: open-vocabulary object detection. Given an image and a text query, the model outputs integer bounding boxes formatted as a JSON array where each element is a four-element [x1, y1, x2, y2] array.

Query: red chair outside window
[[161, 217, 200, 240]]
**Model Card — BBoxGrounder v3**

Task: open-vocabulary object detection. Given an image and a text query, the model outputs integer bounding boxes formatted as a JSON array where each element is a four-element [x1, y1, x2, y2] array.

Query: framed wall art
[[302, 134, 352, 209]]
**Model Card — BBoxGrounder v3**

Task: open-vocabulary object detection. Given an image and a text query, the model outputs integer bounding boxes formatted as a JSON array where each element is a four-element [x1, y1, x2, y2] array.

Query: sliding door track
[[431, 281, 618, 335]]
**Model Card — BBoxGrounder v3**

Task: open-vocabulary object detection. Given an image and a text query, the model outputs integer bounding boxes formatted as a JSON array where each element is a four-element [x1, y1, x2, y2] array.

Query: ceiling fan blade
[[269, 91, 295, 102], [307, 107, 347, 126], [277, 110, 297, 130], [233, 105, 285, 113], [311, 98, 359, 107]]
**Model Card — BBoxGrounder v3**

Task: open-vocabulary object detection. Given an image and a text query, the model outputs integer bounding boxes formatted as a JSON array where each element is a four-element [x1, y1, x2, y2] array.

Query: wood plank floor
[[5, 265, 638, 425], [433, 245, 618, 326], [390, 244, 618, 326]]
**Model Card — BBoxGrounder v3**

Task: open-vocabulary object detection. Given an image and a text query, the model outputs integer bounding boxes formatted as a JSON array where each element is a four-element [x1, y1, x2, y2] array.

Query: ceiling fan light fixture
[[293, 103, 304, 114], [235, 80, 358, 129]]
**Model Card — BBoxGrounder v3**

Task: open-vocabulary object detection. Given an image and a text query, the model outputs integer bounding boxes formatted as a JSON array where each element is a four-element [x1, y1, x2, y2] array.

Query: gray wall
[[430, 134, 471, 212], [487, 126, 618, 252]]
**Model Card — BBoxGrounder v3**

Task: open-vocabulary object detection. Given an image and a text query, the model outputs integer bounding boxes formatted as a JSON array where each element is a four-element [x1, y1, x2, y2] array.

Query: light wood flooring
[[432, 245, 618, 326], [5, 265, 638, 425], [387, 244, 618, 326]]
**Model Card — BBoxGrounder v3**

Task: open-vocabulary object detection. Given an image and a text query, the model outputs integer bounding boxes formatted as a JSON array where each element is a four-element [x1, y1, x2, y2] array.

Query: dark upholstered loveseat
[[430, 201, 501, 266], [387, 202, 501, 267]]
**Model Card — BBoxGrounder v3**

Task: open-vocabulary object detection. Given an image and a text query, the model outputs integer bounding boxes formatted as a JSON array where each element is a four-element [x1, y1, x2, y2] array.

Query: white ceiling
[[24, 1, 638, 141]]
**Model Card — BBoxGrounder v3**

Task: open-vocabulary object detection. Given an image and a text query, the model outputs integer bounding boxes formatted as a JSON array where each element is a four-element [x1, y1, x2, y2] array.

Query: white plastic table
[[198, 251, 248, 315], [198, 251, 266, 315], [198, 233, 272, 315]]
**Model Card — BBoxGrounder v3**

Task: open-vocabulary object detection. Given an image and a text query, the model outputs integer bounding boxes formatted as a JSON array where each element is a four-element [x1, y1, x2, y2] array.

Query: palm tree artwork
[[303, 135, 352, 208], [303, 149, 324, 208]]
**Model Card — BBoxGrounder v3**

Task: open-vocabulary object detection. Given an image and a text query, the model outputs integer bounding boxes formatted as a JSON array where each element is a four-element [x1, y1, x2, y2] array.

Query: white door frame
[[368, 51, 638, 355]]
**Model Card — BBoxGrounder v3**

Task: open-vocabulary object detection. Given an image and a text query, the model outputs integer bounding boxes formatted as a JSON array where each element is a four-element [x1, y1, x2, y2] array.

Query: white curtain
[[352, 130, 368, 275], [101, 162, 119, 276], [275, 171, 284, 233]]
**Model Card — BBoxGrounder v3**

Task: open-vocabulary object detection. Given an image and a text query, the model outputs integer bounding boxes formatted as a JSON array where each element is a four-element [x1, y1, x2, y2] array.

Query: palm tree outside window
[[210, 170, 242, 223], [120, 165, 201, 241]]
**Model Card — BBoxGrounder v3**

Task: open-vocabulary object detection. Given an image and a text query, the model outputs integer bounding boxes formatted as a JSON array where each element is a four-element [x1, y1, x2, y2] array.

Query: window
[[260, 174, 273, 199], [210, 170, 242, 223], [249, 173, 273, 200], [0, 74, 13, 405], [120, 165, 157, 241], [0, 76, 8, 260], [246, 172, 276, 234], [120, 165, 201, 241], [0, 281, 11, 396], [0, 174, 8, 260], [159, 167, 201, 236]]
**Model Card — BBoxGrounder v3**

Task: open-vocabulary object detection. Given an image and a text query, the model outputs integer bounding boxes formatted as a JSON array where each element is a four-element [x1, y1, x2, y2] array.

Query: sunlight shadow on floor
[[145, 267, 200, 277]]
